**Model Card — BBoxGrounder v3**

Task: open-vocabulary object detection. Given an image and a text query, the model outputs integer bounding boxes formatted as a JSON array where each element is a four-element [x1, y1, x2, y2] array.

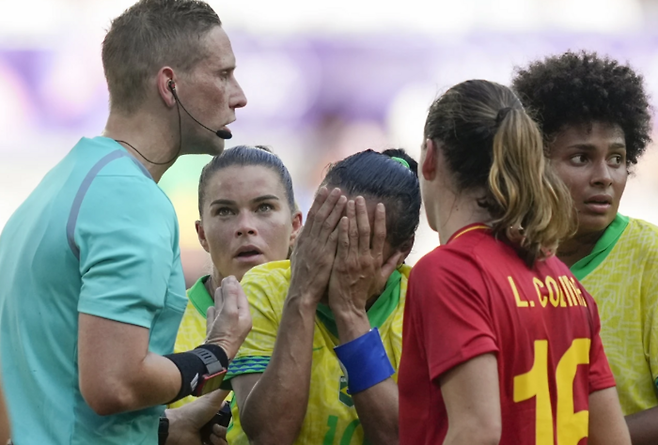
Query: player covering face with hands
[[225, 149, 420, 445]]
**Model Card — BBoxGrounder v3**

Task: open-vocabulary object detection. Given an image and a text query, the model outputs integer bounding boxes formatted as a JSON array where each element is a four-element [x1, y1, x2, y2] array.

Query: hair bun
[[381, 148, 418, 177]]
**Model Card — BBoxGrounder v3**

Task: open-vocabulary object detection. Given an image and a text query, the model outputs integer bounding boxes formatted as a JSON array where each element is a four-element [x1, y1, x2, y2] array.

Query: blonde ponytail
[[487, 109, 575, 264]]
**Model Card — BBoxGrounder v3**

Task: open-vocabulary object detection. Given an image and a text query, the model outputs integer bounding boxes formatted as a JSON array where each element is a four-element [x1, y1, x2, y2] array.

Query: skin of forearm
[[124, 353, 182, 410], [625, 406, 658, 445], [352, 379, 399, 445], [240, 291, 317, 445], [334, 310, 399, 444], [84, 352, 181, 415]]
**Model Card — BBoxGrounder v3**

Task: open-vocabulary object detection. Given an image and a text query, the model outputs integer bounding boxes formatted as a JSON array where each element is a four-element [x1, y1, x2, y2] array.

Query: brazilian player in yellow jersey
[[227, 260, 410, 444], [225, 149, 421, 445], [514, 51, 658, 444], [167, 145, 302, 443]]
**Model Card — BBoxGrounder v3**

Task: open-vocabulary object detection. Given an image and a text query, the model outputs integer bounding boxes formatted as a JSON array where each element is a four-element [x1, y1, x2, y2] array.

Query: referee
[[0, 1, 249, 444]]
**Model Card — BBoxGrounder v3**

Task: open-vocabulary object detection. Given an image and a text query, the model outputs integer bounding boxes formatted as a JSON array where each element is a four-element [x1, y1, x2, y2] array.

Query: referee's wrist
[[158, 413, 169, 445]]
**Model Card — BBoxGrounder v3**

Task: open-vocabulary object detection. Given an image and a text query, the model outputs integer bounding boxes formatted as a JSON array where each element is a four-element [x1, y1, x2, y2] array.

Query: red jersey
[[399, 225, 615, 445]]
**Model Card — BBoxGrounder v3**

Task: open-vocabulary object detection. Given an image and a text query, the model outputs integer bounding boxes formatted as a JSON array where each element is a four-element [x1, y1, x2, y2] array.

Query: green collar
[[187, 275, 214, 317], [316, 269, 402, 339], [570, 213, 629, 281]]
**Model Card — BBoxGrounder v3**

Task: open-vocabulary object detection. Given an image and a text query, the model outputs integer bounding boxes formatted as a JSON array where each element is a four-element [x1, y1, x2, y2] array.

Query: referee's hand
[[206, 276, 252, 360]]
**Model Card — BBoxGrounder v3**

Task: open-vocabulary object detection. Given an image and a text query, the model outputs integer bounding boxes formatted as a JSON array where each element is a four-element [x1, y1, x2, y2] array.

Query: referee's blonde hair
[[424, 79, 575, 265]]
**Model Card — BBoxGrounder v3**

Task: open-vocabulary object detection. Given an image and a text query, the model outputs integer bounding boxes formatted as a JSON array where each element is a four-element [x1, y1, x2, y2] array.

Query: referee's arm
[[78, 314, 182, 415]]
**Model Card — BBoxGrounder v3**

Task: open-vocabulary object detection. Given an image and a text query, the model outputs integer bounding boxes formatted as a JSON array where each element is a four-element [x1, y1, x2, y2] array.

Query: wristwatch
[[158, 415, 169, 445], [190, 347, 227, 397]]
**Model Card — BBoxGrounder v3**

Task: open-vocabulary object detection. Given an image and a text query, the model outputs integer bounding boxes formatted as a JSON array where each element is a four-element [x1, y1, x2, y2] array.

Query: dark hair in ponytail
[[198, 145, 295, 217], [424, 79, 575, 264], [321, 149, 420, 250]]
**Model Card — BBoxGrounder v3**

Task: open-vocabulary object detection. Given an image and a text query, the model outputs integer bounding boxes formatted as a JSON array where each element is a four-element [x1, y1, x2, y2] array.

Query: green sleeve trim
[[316, 268, 402, 339], [220, 355, 271, 391], [187, 275, 213, 317], [225, 355, 271, 380], [571, 213, 629, 281]]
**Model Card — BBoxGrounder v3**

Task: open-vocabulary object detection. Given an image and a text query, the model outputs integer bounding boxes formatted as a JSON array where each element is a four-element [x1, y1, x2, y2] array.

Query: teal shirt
[[0, 137, 186, 444]]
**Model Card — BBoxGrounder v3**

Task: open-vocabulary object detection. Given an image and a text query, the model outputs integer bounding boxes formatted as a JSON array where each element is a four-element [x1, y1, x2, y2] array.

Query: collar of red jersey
[[449, 223, 491, 243]]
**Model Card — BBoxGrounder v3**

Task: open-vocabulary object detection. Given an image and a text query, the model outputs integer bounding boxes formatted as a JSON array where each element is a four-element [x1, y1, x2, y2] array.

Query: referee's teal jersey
[[0, 137, 186, 444]]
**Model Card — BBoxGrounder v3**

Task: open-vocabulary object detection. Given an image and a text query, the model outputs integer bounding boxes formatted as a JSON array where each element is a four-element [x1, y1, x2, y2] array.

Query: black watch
[[190, 346, 228, 397], [158, 415, 169, 445]]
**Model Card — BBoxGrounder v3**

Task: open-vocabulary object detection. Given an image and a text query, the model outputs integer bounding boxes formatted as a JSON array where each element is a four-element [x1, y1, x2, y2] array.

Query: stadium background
[[1, 0, 657, 285]]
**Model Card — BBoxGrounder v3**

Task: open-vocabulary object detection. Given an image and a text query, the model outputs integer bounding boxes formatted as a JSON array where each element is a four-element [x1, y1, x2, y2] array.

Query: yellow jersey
[[225, 260, 410, 445], [572, 214, 658, 415]]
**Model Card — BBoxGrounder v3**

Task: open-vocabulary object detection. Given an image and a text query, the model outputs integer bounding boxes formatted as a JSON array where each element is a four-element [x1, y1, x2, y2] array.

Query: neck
[[434, 187, 494, 244], [103, 110, 179, 182], [556, 230, 605, 268]]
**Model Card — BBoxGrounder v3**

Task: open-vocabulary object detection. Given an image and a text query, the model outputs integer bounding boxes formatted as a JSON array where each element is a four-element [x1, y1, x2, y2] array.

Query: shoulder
[[625, 217, 658, 247], [242, 260, 291, 283], [241, 260, 291, 303], [614, 217, 658, 266], [74, 137, 170, 209], [411, 233, 490, 279]]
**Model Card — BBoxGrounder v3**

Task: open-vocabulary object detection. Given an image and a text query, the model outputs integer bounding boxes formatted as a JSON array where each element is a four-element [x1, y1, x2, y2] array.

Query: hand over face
[[328, 197, 402, 315], [289, 187, 347, 304], [206, 276, 252, 360]]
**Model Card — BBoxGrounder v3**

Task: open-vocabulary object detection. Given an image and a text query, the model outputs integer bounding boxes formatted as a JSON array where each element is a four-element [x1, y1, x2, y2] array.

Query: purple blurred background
[[3, 0, 658, 284]]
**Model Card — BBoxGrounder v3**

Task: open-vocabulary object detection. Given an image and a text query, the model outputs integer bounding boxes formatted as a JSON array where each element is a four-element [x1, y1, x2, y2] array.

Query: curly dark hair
[[512, 50, 652, 165]]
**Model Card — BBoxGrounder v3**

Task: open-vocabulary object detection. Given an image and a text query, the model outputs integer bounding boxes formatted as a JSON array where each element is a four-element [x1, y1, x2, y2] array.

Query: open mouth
[[235, 246, 263, 260], [583, 196, 612, 213], [584, 196, 612, 205]]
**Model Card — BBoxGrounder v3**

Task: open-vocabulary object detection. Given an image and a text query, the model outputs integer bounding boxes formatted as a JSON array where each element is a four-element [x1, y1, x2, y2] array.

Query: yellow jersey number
[[514, 339, 591, 445]]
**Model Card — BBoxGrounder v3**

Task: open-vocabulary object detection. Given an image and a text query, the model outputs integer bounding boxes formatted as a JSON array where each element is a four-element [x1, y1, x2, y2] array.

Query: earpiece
[[166, 78, 232, 140]]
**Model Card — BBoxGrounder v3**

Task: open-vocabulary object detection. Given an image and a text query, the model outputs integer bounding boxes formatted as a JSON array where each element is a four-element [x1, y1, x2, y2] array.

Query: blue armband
[[334, 327, 395, 394]]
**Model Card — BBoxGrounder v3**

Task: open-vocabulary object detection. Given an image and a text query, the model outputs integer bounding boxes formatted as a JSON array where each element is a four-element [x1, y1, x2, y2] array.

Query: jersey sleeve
[[224, 266, 284, 383], [583, 288, 616, 393], [75, 175, 176, 328], [411, 250, 498, 381]]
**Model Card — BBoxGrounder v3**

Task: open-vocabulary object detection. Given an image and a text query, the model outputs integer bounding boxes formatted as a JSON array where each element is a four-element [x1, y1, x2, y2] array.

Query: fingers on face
[[315, 190, 347, 241], [337, 216, 350, 257], [371, 202, 387, 256], [355, 197, 372, 255], [307, 187, 330, 223]]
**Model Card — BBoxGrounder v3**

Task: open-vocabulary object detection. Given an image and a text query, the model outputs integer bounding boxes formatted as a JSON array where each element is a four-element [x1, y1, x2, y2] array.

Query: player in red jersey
[[398, 79, 630, 445]]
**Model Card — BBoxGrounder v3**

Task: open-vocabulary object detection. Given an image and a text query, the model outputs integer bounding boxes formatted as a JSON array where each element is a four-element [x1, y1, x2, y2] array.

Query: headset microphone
[[168, 80, 233, 140]]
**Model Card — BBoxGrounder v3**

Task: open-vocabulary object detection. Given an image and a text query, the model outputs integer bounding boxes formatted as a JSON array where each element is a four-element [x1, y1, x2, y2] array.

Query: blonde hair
[[424, 80, 575, 264]]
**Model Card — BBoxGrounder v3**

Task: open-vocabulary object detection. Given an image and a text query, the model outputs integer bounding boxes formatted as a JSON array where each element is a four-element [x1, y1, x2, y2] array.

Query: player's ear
[[196, 220, 210, 253]]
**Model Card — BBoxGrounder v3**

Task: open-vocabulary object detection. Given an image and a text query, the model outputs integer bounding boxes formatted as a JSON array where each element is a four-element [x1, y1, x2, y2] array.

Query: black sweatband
[[158, 415, 169, 445], [164, 345, 228, 403], [195, 344, 229, 370]]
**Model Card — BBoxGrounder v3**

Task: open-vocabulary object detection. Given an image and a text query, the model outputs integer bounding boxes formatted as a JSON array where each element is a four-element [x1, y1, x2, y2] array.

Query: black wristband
[[164, 345, 229, 403], [195, 344, 229, 370], [158, 415, 169, 445]]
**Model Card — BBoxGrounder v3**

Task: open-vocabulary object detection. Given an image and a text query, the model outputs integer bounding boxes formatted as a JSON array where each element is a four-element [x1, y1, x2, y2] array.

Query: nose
[[235, 212, 257, 237], [230, 78, 247, 109], [590, 160, 613, 188]]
